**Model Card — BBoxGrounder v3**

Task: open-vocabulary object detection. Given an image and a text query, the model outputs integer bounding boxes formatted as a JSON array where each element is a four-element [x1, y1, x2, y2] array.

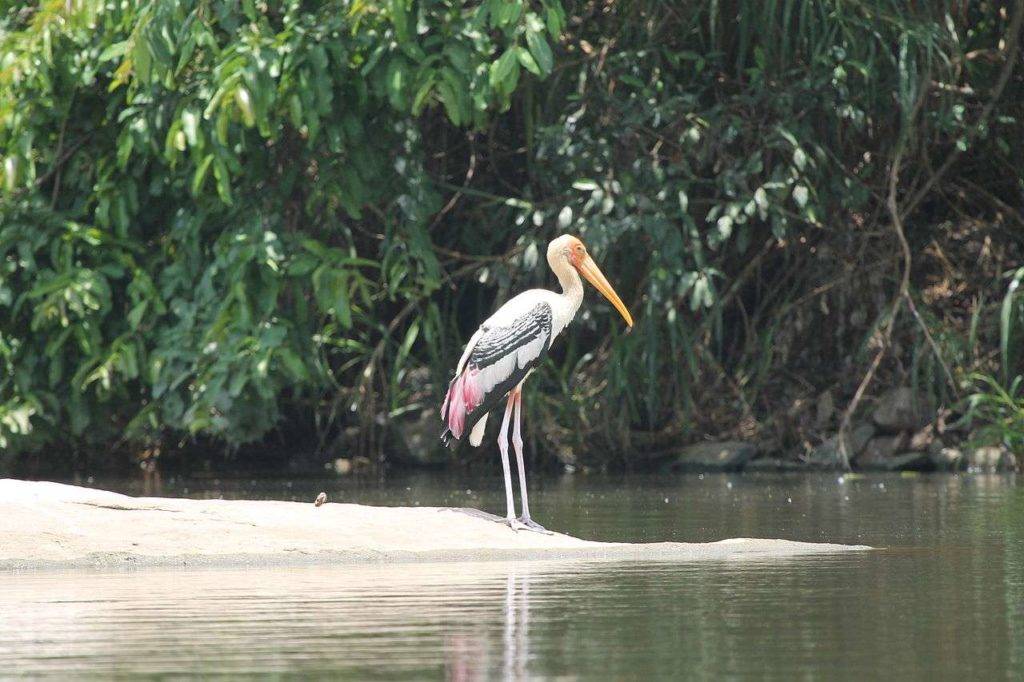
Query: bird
[[440, 234, 634, 532]]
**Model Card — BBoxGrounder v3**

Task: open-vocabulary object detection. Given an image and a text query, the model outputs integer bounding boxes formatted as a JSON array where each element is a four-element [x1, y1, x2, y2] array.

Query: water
[[2, 473, 1023, 678]]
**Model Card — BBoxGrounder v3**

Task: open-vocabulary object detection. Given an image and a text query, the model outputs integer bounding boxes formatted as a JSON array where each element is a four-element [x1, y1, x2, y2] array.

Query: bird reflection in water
[[445, 571, 533, 682]]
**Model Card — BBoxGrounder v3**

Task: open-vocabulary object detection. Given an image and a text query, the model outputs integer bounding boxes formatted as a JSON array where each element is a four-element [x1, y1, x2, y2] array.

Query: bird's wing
[[454, 327, 484, 376], [441, 301, 553, 443], [468, 301, 552, 395]]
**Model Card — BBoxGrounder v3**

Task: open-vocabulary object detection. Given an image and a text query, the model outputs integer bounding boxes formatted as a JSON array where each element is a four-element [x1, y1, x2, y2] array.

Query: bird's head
[[548, 235, 634, 328]]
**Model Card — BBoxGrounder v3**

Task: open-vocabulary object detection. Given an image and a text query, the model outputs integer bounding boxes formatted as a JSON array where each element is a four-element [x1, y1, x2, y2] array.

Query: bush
[[0, 0, 563, 457], [1, 0, 1022, 469]]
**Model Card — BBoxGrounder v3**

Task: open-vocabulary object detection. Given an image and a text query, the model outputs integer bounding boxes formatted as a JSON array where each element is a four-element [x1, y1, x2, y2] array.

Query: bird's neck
[[552, 259, 584, 314]]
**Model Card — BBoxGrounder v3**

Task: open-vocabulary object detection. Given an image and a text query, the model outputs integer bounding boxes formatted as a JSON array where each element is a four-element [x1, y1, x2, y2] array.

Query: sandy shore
[[0, 479, 870, 570]]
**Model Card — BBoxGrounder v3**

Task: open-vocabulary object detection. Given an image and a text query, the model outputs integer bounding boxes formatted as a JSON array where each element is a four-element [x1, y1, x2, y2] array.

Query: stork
[[440, 235, 634, 532]]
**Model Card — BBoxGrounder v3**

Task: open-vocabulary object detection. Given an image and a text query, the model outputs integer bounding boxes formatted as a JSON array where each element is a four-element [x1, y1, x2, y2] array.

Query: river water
[[2, 472, 1022, 678]]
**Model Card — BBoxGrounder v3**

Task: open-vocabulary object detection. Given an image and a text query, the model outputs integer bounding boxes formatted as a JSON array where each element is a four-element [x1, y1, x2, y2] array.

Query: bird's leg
[[498, 392, 524, 531], [512, 389, 552, 534]]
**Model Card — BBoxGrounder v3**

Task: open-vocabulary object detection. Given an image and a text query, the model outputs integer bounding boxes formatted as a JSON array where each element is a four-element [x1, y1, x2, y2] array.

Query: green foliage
[[504, 0, 1022, 451], [0, 0, 1021, 467], [961, 374, 1024, 453], [0, 0, 562, 455], [999, 267, 1024, 383], [961, 269, 1024, 454]]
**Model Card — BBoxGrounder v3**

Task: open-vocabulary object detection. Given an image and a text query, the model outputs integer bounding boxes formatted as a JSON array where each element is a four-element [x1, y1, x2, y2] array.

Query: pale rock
[[931, 447, 964, 472], [872, 387, 931, 432], [908, 423, 937, 452], [967, 446, 1018, 473]]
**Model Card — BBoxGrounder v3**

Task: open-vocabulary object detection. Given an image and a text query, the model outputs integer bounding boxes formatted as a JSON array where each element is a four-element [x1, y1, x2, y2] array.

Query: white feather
[[468, 413, 488, 446], [454, 327, 484, 376]]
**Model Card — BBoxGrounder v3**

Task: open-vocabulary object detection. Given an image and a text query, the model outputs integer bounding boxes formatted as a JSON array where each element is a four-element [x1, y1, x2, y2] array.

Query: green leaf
[[496, 0, 522, 26], [792, 185, 809, 208], [334, 278, 352, 328], [128, 301, 148, 330], [1000, 270, 1023, 379], [411, 78, 435, 116], [213, 157, 233, 205], [435, 81, 462, 126], [525, 29, 554, 75], [793, 148, 807, 171], [389, 0, 410, 43], [234, 88, 255, 127], [192, 154, 214, 195], [715, 215, 733, 242], [182, 110, 199, 146], [289, 255, 318, 277], [228, 371, 248, 397], [490, 49, 519, 91], [754, 187, 769, 219], [98, 41, 130, 62], [276, 348, 309, 381], [439, 68, 470, 124], [690, 276, 706, 312], [544, 4, 564, 37], [386, 59, 406, 110], [515, 46, 541, 76], [396, 322, 419, 368]]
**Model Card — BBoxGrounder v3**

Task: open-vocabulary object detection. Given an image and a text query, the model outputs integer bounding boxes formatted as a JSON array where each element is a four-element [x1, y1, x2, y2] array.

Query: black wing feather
[[441, 302, 553, 445], [469, 302, 553, 369]]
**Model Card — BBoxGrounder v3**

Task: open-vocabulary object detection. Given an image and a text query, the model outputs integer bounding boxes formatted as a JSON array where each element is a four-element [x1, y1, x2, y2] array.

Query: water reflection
[[440, 569, 533, 682], [501, 571, 529, 682], [0, 561, 597, 678], [0, 557, 860, 679], [3, 550, 1010, 679], [4, 474, 1022, 678]]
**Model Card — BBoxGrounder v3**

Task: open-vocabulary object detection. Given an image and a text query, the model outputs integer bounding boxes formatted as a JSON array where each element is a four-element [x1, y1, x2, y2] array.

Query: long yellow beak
[[577, 255, 634, 328]]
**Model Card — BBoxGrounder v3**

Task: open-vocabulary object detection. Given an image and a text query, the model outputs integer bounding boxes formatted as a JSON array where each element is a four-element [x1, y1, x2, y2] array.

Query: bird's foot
[[511, 516, 553, 535], [506, 517, 530, 532]]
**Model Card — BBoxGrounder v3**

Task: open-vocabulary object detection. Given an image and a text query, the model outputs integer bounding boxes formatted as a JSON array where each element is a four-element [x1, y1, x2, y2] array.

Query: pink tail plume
[[443, 368, 482, 440]]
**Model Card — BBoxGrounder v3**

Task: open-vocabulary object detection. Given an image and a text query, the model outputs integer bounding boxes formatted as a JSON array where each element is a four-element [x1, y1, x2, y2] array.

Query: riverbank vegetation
[[2, 0, 1023, 476]]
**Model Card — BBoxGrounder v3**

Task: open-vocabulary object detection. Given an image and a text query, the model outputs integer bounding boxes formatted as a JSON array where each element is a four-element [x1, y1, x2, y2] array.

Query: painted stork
[[440, 235, 634, 532]]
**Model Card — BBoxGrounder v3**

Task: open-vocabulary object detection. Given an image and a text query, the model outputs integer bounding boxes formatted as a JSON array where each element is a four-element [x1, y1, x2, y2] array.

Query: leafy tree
[[0, 0, 564, 458], [2, 0, 1022, 471]]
